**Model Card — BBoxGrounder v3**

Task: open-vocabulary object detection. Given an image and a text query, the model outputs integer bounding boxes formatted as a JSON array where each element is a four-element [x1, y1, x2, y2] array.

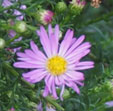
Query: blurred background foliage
[[0, 0, 113, 111]]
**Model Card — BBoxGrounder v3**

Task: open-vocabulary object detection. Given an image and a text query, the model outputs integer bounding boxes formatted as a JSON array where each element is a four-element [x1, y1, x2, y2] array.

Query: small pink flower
[[10, 107, 15, 111]]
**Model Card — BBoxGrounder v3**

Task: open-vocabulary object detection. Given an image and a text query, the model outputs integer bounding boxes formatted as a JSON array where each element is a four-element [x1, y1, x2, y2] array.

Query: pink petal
[[58, 30, 73, 56], [45, 75, 53, 93], [55, 76, 62, 86], [65, 71, 84, 81], [52, 79, 58, 99], [22, 69, 44, 78], [54, 24, 59, 42], [76, 61, 94, 66], [13, 62, 43, 68], [65, 42, 91, 58], [49, 33, 58, 55], [66, 82, 80, 94], [48, 24, 53, 38], [28, 73, 46, 83], [74, 65, 94, 70], [43, 86, 49, 97], [66, 49, 90, 62], [64, 35, 85, 57], [60, 84, 65, 101], [30, 41, 47, 61], [37, 26, 52, 57]]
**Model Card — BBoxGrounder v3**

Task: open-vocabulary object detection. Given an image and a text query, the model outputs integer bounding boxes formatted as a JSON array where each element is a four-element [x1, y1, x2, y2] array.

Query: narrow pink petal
[[72, 83, 80, 94], [76, 61, 94, 66], [64, 35, 85, 57], [22, 69, 44, 78], [39, 26, 52, 57], [13, 62, 42, 68], [71, 38, 76, 45], [54, 24, 59, 41], [75, 81, 84, 86], [48, 24, 53, 38], [55, 76, 62, 86], [65, 42, 91, 58], [52, 79, 58, 99], [43, 86, 49, 97], [66, 49, 90, 61], [58, 30, 73, 56], [66, 82, 80, 94], [58, 75, 65, 84], [60, 84, 65, 101], [75, 65, 94, 70], [29, 73, 47, 83], [30, 40, 39, 53], [49, 33, 58, 55], [65, 71, 84, 81], [45, 75, 53, 93], [25, 49, 38, 59], [23, 70, 47, 83], [17, 52, 28, 58]]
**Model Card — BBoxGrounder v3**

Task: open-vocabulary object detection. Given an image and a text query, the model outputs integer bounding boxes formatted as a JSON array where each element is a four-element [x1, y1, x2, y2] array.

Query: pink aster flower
[[14, 24, 94, 100]]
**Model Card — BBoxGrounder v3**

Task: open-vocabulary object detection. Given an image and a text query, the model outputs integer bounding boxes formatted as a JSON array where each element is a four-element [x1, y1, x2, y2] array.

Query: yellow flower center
[[47, 56, 67, 76]]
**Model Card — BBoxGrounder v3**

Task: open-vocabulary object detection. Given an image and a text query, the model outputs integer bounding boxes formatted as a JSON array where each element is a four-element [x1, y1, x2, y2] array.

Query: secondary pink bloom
[[2, 0, 26, 52], [14, 24, 94, 100], [10, 107, 15, 111], [105, 101, 113, 108], [8, 21, 22, 53], [2, 0, 26, 20]]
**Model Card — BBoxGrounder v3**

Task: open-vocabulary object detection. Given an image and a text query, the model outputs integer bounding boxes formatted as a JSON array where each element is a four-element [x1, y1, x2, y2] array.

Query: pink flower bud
[[35, 10, 54, 25]]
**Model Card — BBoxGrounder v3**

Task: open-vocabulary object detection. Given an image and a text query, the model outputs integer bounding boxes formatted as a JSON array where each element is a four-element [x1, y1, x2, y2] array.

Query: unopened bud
[[63, 89, 70, 99], [14, 21, 27, 33], [55, 2, 67, 13], [69, 0, 86, 15], [0, 38, 5, 49], [34, 9, 54, 25]]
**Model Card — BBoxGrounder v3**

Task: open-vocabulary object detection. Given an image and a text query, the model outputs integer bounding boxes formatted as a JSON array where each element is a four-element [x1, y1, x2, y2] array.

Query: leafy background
[[0, 0, 113, 111]]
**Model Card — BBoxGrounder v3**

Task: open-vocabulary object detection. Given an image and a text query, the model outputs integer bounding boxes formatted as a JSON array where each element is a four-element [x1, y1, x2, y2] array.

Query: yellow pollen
[[47, 56, 67, 76]]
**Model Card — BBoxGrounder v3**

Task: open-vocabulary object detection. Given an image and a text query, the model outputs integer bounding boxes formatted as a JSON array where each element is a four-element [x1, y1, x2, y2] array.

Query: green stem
[[6, 34, 20, 46], [2, 62, 35, 89], [27, 25, 37, 31], [43, 96, 64, 111], [89, 53, 98, 61]]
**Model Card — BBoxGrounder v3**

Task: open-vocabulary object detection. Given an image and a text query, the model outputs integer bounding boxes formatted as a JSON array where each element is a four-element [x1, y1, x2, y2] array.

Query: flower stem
[[6, 34, 20, 46]]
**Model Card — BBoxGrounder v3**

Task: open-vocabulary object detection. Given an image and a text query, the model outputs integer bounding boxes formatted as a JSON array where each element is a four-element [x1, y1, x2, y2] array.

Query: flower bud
[[35, 9, 54, 25], [69, 0, 86, 15], [0, 38, 5, 49], [14, 21, 27, 33], [63, 89, 70, 99], [55, 2, 67, 13]]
